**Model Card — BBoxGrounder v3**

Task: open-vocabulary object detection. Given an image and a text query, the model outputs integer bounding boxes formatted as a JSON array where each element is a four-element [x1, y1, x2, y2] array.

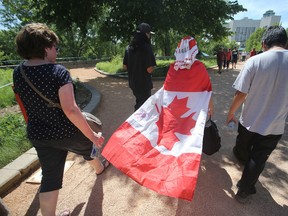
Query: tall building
[[226, 10, 281, 47], [260, 10, 281, 28]]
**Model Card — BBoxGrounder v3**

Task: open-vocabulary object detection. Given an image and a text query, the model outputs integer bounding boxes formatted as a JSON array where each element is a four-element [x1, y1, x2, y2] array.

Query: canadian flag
[[102, 60, 212, 201]]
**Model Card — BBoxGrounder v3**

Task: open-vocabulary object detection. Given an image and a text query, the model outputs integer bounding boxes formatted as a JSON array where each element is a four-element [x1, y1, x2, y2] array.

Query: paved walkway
[[2, 62, 288, 216]]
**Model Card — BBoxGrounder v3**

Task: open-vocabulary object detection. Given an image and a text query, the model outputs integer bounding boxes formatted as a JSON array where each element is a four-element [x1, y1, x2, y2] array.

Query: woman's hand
[[91, 132, 105, 148]]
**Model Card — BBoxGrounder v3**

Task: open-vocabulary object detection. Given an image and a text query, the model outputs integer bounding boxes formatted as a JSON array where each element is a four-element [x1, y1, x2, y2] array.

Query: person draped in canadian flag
[[102, 36, 214, 201]]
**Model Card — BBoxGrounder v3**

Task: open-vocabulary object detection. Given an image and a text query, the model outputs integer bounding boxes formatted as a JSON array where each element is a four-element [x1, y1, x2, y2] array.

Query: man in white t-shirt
[[226, 26, 288, 203]]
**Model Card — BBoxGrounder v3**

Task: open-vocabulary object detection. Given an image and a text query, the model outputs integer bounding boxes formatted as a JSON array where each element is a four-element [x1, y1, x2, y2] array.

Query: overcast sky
[[233, 0, 288, 28]]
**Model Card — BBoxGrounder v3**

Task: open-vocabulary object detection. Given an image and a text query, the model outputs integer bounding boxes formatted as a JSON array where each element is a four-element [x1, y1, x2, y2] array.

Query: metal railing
[[0, 57, 111, 69], [0, 57, 111, 89], [0, 82, 13, 89]]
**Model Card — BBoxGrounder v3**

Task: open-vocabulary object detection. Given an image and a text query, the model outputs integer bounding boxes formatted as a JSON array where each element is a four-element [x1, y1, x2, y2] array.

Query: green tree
[[227, 40, 239, 50], [99, 0, 245, 41], [37, 0, 104, 37], [0, 0, 104, 36], [0, 28, 19, 60], [0, 0, 40, 28], [0, 0, 246, 58], [153, 30, 183, 56], [0, 48, 5, 63], [98, 0, 245, 55], [198, 37, 239, 56], [0, 0, 106, 57], [245, 28, 265, 53]]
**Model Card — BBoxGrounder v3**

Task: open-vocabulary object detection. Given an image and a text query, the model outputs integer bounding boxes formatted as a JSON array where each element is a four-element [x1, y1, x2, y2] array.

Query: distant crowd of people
[[216, 47, 263, 73]]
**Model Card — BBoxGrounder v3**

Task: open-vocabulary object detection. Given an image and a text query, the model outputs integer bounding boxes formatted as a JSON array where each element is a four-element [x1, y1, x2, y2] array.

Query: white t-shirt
[[233, 50, 288, 135]]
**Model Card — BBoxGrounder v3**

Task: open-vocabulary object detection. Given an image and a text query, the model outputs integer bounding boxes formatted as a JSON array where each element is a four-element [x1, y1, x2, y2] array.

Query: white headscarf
[[174, 36, 199, 71]]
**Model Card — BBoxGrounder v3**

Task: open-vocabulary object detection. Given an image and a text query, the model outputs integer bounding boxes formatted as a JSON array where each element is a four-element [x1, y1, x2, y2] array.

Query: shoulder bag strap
[[19, 63, 62, 109]]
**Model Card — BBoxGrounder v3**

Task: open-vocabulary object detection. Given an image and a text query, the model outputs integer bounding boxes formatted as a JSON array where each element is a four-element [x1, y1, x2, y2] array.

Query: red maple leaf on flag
[[156, 96, 196, 150]]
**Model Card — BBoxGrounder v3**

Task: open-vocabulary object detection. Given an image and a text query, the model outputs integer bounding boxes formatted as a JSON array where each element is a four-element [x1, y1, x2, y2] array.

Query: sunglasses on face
[[53, 44, 60, 52]]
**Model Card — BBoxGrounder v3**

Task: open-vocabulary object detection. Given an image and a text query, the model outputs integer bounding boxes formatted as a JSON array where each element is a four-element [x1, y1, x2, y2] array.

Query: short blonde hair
[[16, 23, 59, 59]]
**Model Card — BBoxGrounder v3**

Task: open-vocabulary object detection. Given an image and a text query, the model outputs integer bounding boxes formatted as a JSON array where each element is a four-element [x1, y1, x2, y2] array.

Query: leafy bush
[[202, 57, 217, 68], [0, 68, 16, 108], [96, 55, 123, 73], [155, 58, 175, 67], [96, 56, 216, 77], [96, 56, 175, 76], [0, 114, 31, 168]]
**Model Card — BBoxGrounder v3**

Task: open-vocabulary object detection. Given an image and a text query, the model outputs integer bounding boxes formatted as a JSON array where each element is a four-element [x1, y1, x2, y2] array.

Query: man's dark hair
[[129, 32, 150, 51], [262, 26, 288, 49]]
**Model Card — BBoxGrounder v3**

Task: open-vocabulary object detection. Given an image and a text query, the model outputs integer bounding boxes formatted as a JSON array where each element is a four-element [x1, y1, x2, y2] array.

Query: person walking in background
[[231, 47, 239, 69], [226, 26, 288, 203], [13, 23, 108, 216], [249, 47, 256, 57], [222, 48, 227, 70], [241, 51, 247, 62], [216, 47, 225, 74], [123, 22, 156, 111], [225, 48, 232, 69]]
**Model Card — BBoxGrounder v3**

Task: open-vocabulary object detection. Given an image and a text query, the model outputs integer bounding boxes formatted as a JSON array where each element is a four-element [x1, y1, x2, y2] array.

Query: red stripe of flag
[[102, 121, 201, 200]]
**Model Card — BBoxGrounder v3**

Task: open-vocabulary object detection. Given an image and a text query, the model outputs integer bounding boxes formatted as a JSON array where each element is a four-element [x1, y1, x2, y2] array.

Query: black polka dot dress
[[13, 64, 79, 140]]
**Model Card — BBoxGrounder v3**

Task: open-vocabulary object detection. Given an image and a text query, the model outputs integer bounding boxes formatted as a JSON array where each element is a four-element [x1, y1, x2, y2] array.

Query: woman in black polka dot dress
[[13, 23, 109, 216]]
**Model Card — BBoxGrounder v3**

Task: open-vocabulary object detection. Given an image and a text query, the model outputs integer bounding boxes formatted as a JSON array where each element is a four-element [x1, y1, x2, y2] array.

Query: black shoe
[[236, 181, 257, 194], [235, 190, 251, 204], [235, 182, 256, 203]]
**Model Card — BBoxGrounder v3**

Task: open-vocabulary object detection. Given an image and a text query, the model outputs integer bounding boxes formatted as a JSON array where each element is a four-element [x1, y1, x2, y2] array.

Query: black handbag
[[202, 117, 221, 155]]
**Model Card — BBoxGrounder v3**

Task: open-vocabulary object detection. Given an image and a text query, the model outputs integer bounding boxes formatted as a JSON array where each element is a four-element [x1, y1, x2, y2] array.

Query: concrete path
[[2, 62, 288, 216]]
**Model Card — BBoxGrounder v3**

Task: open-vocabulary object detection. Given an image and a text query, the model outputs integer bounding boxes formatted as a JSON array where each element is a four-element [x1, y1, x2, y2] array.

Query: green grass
[[202, 57, 217, 68], [96, 55, 124, 73], [96, 56, 216, 76], [96, 56, 175, 75], [0, 67, 31, 168], [0, 68, 16, 108], [0, 113, 32, 168], [155, 59, 175, 67]]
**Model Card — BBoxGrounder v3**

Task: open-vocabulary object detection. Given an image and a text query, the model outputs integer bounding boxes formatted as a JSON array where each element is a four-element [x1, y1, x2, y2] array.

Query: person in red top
[[250, 48, 256, 57], [225, 48, 232, 69], [216, 48, 225, 74]]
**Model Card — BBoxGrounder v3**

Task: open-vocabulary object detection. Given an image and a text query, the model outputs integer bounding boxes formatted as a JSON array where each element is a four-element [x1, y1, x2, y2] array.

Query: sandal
[[96, 158, 110, 175]]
